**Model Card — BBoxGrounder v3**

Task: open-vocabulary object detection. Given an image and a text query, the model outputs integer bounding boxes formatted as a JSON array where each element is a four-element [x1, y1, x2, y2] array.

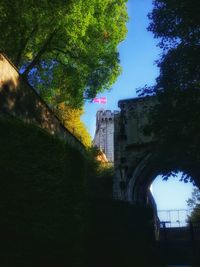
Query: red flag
[[92, 97, 100, 103], [92, 97, 107, 104], [100, 97, 107, 104]]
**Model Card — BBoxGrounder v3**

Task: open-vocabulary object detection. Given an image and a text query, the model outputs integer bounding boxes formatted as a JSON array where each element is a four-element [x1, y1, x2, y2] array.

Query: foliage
[[85, 146, 113, 200], [138, 0, 200, 183], [0, 117, 157, 266], [55, 103, 92, 147], [187, 187, 200, 209], [148, 0, 200, 49], [187, 188, 200, 222], [0, 0, 128, 106], [188, 205, 200, 222], [85, 148, 156, 267], [0, 117, 90, 267]]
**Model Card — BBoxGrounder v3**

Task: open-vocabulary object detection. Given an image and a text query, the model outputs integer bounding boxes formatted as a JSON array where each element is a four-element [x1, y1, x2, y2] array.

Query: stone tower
[[93, 110, 118, 162]]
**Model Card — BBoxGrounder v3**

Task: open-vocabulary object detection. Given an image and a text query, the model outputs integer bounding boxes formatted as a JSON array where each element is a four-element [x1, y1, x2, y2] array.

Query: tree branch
[[16, 25, 38, 67], [22, 29, 57, 77], [52, 47, 80, 60]]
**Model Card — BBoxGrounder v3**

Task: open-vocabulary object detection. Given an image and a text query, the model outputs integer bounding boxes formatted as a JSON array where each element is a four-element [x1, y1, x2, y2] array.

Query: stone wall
[[113, 97, 157, 203], [0, 53, 85, 153], [118, 97, 157, 145]]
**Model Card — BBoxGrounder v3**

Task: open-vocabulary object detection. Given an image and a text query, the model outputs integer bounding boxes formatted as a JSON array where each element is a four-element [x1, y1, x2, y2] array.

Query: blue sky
[[82, 0, 161, 136], [82, 0, 195, 213]]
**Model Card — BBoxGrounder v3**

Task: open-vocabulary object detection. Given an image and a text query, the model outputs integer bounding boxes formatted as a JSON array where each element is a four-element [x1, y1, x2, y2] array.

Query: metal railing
[[159, 220, 200, 241], [158, 209, 193, 227], [157, 209, 200, 241]]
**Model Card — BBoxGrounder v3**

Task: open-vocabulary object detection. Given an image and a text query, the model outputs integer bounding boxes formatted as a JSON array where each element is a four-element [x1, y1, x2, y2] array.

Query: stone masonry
[[113, 97, 157, 203], [93, 110, 119, 163], [0, 53, 85, 154]]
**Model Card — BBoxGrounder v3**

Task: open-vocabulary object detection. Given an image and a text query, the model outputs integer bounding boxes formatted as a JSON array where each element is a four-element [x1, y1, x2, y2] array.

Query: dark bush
[[0, 117, 88, 267]]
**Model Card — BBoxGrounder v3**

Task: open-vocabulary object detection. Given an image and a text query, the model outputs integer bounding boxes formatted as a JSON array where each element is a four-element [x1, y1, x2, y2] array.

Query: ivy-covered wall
[[0, 117, 89, 267]]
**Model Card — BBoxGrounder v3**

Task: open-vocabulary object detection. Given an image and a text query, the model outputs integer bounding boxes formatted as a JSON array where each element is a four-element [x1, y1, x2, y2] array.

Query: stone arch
[[127, 153, 153, 203], [123, 151, 199, 206], [113, 96, 200, 205]]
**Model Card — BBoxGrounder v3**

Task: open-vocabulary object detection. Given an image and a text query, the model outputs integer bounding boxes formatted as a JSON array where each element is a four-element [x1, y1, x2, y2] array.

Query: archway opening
[[150, 172, 197, 227]]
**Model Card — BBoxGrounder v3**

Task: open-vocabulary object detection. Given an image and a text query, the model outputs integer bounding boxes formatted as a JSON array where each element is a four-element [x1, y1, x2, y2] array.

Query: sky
[[82, 0, 196, 216]]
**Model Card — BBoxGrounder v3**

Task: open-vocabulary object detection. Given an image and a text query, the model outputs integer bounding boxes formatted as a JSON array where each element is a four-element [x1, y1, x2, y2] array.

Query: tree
[[138, 0, 200, 183], [0, 0, 128, 106], [187, 188, 200, 222], [55, 103, 92, 147], [187, 187, 200, 209], [148, 0, 200, 49]]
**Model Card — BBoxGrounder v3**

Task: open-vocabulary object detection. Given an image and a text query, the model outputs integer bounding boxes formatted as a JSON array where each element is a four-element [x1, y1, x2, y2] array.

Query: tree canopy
[[138, 0, 200, 184], [148, 0, 200, 49], [0, 0, 128, 106]]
